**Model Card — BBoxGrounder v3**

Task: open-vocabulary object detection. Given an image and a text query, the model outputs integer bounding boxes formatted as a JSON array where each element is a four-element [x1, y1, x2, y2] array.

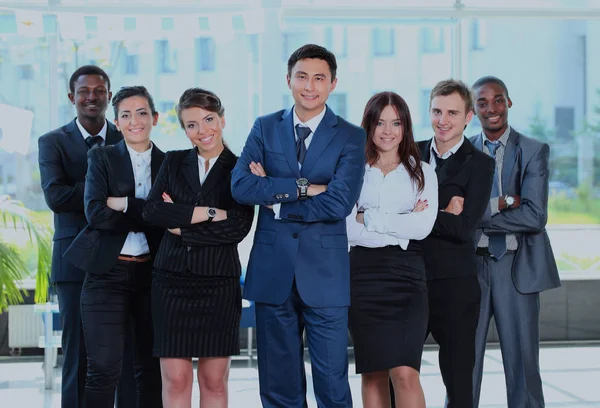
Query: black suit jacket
[[418, 138, 495, 280], [142, 147, 254, 277], [38, 118, 122, 283], [63, 140, 166, 275]]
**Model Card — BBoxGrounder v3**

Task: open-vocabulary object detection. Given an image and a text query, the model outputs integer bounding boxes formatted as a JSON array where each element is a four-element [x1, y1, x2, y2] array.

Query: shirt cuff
[[272, 203, 281, 220], [123, 197, 129, 213], [490, 197, 500, 215], [363, 209, 385, 233]]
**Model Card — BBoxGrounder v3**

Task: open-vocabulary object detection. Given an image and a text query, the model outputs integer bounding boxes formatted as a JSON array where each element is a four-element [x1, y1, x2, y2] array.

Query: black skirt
[[349, 243, 428, 374], [151, 269, 241, 358]]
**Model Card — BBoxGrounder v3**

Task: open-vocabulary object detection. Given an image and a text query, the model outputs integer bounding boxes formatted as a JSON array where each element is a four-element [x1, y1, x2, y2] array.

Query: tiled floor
[[1, 345, 600, 407]]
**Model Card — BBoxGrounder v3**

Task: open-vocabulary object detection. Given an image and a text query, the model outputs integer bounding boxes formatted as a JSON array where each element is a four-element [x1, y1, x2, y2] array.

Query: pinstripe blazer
[[143, 146, 254, 277]]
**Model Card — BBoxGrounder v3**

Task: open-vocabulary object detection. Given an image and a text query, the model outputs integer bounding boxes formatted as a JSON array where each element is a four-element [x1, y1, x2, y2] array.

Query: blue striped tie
[[486, 140, 507, 259]]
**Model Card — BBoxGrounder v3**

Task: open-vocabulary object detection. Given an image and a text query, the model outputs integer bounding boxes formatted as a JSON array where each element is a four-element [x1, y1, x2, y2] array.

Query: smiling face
[[430, 91, 473, 152], [473, 82, 512, 141], [287, 58, 337, 122], [180, 107, 225, 158], [114, 95, 157, 150], [69, 74, 111, 121], [372, 105, 403, 156]]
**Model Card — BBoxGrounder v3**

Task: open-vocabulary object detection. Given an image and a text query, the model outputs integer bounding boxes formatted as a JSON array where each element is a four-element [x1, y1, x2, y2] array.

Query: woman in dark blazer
[[143, 88, 254, 407]]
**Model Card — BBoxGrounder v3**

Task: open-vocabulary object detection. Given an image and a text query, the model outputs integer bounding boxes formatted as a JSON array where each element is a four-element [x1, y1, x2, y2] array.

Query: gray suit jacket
[[470, 128, 561, 294]]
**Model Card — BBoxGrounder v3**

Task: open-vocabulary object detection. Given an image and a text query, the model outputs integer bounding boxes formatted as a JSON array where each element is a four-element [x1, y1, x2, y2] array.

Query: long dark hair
[[361, 91, 425, 192]]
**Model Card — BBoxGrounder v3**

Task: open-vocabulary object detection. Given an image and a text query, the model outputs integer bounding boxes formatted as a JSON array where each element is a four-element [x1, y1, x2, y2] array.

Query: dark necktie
[[433, 154, 447, 170], [85, 135, 103, 149], [295, 124, 311, 165], [485, 139, 507, 259]]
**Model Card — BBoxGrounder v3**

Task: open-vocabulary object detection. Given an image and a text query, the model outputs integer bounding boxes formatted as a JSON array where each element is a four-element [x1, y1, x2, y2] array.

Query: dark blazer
[[142, 147, 254, 277], [471, 129, 561, 293], [63, 140, 165, 275], [419, 137, 495, 280], [38, 118, 122, 282]]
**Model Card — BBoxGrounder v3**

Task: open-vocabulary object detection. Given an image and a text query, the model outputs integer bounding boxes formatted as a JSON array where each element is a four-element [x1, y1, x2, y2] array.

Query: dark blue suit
[[38, 119, 135, 408], [232, 106, 366, 407]]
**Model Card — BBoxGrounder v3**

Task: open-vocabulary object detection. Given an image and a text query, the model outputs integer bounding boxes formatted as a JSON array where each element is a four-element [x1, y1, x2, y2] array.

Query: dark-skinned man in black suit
[[38, 65, 135, 408]]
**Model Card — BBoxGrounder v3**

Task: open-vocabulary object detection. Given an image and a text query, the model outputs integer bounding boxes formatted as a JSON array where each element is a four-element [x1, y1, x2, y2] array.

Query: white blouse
[[347, 159, 438, 249]]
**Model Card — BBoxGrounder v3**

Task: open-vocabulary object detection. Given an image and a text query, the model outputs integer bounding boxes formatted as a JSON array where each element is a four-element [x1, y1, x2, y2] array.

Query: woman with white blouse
[[347, 92, 438, 408]]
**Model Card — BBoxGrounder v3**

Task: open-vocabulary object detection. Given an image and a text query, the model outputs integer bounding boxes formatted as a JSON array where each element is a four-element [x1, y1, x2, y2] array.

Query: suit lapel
[[150, 144, 164, 184], [300, 107, 338, 177], [113, 140, 135, 197], [435, 139, 473, 186], [502, 128, 519, 193], [419, 139, 432, 164], [182, 148, 202, 193], [277, 108, 301, 178], [65, 119, 89, 165], [106, 121, 123, 146], [199, 147, 236, 197]]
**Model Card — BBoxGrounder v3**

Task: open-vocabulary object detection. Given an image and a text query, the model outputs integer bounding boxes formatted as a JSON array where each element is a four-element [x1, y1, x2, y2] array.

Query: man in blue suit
[[232, 44, 366, 408], [470, 76, 561, 408]]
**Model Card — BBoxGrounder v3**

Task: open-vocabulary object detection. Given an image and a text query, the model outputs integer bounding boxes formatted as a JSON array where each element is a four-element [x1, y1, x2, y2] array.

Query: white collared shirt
[[429, 136, 465, 168], [76, 118, 108, 146], [121, 143, 152, 256], [347, 160, 439, 249], [198, 154, 219, 185], [292, 105, 327, 154]]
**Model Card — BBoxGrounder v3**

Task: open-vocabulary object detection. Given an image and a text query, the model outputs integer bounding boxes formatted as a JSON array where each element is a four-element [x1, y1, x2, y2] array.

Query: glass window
[[324, 26, 347, 58], [155, 39, 177, 74], [420, 27, 445, 53], [124, 53, 139, 75], [372, 28, 395, 56], [195, 37, 216, 72]]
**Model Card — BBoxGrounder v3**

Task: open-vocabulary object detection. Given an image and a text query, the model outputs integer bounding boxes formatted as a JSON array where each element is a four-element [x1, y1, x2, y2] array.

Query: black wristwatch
[[296, 178, 310, 200], [504, 195, 515, 209], [206, 207, 217, 222]]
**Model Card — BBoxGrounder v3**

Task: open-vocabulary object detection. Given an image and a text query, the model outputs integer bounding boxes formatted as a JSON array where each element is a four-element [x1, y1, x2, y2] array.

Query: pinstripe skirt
[[151, 269, 241, 358]]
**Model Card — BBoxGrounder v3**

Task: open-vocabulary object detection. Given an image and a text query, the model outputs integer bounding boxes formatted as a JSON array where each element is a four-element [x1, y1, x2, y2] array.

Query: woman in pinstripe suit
[[142, 88, 254, 407]]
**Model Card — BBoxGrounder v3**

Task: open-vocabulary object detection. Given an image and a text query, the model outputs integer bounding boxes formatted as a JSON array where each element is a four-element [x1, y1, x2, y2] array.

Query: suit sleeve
[[180, 199, 255, 247], [231, 118, 299, 206], [142, 153, 196, 229], [484, 143, 550, 234], [84, 148, 138, 232], [38, 134, 85, 213], [432, 155, 494, 242], [278, 128, 367, 223]]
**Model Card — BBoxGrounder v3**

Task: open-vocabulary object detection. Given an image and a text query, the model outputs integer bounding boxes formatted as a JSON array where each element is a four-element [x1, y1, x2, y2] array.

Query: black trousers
[[391, 275, 480, 408], [80, 259, 162, 408]]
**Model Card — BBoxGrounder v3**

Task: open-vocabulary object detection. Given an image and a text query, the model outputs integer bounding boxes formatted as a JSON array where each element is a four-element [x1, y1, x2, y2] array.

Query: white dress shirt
[[347, 160, 439, 249], [120, 143, 152, 256], [198, 154, 218, 184], [76, 118, 107, 146], [272, 105, 327, 219]]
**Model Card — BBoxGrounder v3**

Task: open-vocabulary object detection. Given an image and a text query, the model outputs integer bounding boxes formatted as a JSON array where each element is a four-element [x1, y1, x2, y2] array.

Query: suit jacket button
[[292, 233, 299, 239], [284, 193, 289, 198]]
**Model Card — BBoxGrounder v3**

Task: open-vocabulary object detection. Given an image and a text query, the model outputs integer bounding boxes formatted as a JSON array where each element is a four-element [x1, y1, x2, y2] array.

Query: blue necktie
[[486, 140, 507, 259], [295, 125, 311, 165]]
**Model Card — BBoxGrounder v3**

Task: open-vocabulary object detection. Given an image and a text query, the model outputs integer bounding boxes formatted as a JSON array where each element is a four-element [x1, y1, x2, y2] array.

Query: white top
[[76, 118, 107, 146], [429, 136, 465, 166], [292, 105, 327, 153], [347, 160, 439, 249], [197, 154, 218, 185], [121, 143, 152, 256]]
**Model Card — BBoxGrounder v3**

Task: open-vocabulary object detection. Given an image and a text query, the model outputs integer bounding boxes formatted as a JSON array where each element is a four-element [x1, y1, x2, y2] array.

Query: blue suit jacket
[[231, 106, 366, 308], [471, 129, 561, 294]]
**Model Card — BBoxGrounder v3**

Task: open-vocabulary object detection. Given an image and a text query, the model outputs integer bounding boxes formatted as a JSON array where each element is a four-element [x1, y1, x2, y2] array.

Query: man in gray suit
[[470, 76, 561, 408]]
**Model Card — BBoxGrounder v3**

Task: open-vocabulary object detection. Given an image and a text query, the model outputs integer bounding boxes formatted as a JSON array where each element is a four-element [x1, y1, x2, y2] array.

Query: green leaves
[[0, 195, 52, 311]]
